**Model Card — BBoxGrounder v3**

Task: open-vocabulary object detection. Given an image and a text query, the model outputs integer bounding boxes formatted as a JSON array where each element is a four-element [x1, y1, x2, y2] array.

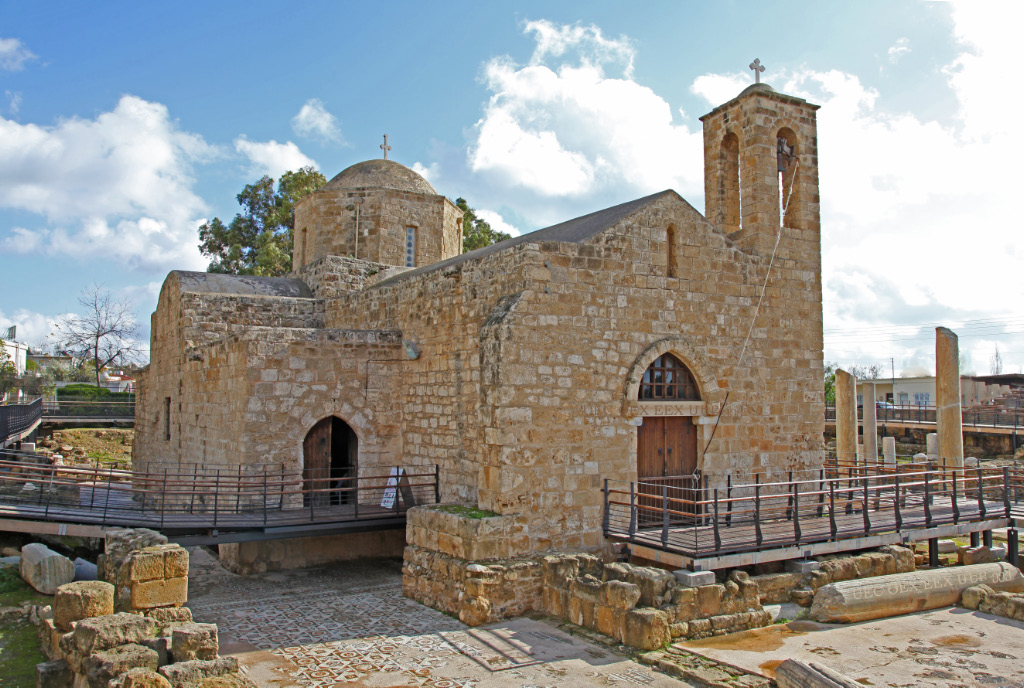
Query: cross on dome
[[749, 58, 765, 84], [381, 134, 392, 160]]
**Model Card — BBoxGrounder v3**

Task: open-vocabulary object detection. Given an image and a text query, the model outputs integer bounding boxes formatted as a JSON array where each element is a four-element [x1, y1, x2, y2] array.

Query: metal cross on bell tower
[[749, 58, 765, 84], [381, 134, 392, 160]]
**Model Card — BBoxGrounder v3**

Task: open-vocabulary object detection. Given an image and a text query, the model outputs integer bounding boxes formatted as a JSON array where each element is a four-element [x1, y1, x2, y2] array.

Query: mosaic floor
[[186, 551, 692, 688]]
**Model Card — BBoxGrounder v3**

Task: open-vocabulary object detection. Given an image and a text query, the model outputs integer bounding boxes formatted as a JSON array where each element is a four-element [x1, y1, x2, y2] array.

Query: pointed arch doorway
[[303, 417, 358, 507], [636, 353, 700, 522]]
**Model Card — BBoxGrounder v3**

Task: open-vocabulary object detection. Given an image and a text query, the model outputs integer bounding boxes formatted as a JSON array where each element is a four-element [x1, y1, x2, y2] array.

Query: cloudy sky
[[0, 1, 1021, 377]]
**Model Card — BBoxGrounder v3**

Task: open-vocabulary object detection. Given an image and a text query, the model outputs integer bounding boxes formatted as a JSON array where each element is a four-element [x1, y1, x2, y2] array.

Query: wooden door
[[303, 419, 331, 507], [637, 416, 699, 523]]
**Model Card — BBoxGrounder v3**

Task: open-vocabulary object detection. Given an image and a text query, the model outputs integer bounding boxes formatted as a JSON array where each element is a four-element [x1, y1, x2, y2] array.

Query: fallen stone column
[[20, 543, 75, 594], [775, 659, 862, 688], [811, 562, 1024, 623]]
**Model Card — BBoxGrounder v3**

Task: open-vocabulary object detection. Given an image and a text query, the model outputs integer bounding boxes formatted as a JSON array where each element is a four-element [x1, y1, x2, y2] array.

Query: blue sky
[[1, 1, 1021, 377]]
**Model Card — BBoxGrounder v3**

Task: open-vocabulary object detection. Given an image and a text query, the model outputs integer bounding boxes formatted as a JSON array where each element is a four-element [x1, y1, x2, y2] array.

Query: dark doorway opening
[[303, 417, 358, 507]]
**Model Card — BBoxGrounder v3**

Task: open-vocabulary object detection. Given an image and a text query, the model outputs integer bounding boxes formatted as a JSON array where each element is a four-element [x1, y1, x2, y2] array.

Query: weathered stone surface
[[20, 543, 75, 595], [196, 676, 257, 688], [35, 658, 72, 688], [131, 577, 187, 610], [936, 328, 964, 467], [958, 546, 1006, 566], [70, 612, 158, 657], [53, 580, 115, 631], [458, 596, 491, 626], [811, 563, 1024, 623], [158, 658, 239, 688], [623, 608, 669, 650], [775, 658, 862, 688], [82, 643, 159, 688], [171, 623, 219, 661], [112, 668, 174, 688]]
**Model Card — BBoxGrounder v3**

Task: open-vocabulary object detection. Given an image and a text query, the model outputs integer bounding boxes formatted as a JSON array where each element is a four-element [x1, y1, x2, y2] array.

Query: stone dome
[[323, 159, 437, 195]]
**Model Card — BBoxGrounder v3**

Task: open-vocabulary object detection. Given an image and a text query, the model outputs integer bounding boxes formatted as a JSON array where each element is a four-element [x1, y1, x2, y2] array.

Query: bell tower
[[699, 74, 821, 260]]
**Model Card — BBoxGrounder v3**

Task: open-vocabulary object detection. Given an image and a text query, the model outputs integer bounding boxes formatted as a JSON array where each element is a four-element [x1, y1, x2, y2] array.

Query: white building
[[858, 376, 1012, 408]]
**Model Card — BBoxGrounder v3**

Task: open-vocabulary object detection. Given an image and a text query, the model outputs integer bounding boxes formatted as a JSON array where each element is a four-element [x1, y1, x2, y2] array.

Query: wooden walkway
[[0, 452, 438, 545], [605, 462, 1024, 570]]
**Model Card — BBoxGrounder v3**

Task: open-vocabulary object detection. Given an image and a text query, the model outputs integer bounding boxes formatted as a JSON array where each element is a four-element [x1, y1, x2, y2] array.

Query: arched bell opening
[[302, 416, 358, 507]]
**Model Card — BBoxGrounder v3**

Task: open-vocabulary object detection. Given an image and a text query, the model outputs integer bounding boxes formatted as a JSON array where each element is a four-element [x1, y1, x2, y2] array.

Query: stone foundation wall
[[220, 529, 406, 575], [404, 509, 916, 650]]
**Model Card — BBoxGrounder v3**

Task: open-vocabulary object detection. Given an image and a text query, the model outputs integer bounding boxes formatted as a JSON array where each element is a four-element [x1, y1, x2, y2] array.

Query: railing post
[[213, 469, 220, 528], [43, 461, 56, 518], [754, 477, 762, 546], [894, 471, 902, 530], [662, 484, 670, 548], [952, 469, 960, 523], [792, 482, 801, 544], [978, 467, 987, 519], [1004, 467, 1012, 519], [235, 465, 242, 513], [924, 471, 932, 526], [786, 471, 794, 520], [89, 463, 100, 510], [712, 488, 721, 551], [189, 464, 198, 514], [161, 469, 167, 529], [434, 464, 440, 504], [263, 467, 268, 526], [725, 475, 733, 527], [829, 477, 837, 538], [817, 468, 825, 518], [602, 479, 610, 535], [628, 482, 637, 538], [862, 478, 870, 535], [102, 465, 113, 526]]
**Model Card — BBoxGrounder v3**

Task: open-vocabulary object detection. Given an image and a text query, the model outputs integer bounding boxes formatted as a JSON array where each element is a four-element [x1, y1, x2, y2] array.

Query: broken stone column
[[835, 369, 857, 465], [810, 562, 1024, 623], [861, 382, 878, 465], [882, 437, 896, 467], [20, 543, 75, 594], [936, 327, 964, 468], [775, 659, 862, 688], [926, 433, 938, 462]]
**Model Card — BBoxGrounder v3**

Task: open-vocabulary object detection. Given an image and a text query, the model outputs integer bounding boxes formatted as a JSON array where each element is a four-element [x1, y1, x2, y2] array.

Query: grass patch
[[0, 565, 48, 687], [431, 505, 499, 519]]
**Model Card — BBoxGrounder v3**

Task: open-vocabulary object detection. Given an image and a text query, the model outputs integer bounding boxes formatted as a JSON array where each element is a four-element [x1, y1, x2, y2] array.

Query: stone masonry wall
[[403, 507, 914, 650], [331, 191, 824, 554], [297, 255, 411, 300]]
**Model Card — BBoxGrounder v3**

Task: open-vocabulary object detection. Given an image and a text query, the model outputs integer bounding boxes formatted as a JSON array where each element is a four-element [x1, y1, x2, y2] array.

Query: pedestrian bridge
[[0, 449, 437, 546]]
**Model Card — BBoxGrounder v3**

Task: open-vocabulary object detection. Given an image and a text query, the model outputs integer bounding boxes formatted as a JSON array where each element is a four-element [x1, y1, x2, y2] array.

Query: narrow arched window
[[666, 224, 677, 278], [639, 354, 700, 401], [721, 132, 741, 231], [405, 227, 416, 267], [777, 128, 798, 228]]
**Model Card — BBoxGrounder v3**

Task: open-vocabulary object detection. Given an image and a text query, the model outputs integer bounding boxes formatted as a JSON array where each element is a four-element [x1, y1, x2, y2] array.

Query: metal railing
[[42, 400, 136, 420], [825, 403, 1024, 430], [0, 450, 439, 533], [604, 458, 1024, 559], [0, 398, 42, 445]]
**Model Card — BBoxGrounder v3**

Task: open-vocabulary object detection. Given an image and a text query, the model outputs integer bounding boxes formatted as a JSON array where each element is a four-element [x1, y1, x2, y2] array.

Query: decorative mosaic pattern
[[187, 555, 681, 688]]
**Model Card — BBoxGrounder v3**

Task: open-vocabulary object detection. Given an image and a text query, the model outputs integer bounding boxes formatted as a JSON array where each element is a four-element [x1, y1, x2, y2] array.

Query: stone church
[[135, 81, 825, 564]]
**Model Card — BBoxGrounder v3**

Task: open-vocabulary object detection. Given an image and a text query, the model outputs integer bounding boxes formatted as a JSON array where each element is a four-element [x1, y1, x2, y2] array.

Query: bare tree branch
[[52, 284, 141, 387]]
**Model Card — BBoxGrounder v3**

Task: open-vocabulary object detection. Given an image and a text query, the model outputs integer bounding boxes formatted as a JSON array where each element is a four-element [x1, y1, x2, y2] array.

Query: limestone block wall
[[220, 529, 406, 575], [331, 191, 823, 554], [297, 255, 411, 299], [294, 187, 460, 270]]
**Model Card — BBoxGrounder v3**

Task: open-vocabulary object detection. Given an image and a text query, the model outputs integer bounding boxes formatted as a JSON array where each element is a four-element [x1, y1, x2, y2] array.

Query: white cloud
[[5, 90, 21, 115], [476, 209, 520, 237], [0, 95, 215, 271], [291, 98, 343, 144], [690, 73, 749, 105], [524, 19, 635, 77], [411, 161, 439, 182], [468, 22, 703, 208], [0, 37, 36, 71], [887, 37, 911, 63], [0, 308, 58, 348], [234, 137, 316, 178]]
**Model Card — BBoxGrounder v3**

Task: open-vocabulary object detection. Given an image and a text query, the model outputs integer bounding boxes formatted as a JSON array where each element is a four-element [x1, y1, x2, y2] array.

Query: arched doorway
[[303, 416, 358, 507], [636, 354, 700, 521]]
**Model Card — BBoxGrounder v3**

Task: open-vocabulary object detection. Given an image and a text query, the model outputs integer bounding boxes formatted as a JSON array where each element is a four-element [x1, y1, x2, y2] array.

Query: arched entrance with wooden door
[[636, 354, 701, 522], [302, 416, 358, 507]]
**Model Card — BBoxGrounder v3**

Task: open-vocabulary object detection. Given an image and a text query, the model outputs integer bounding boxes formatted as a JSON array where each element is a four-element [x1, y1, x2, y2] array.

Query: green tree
[[198, 166, 327, 276], [0, 340, 16, 398], [456, 198, 511, 252], [823, 361, 837, 405]]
